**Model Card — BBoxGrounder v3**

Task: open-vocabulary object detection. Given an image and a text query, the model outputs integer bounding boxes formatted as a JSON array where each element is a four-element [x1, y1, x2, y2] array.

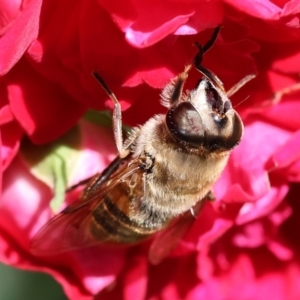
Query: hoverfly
[[31, 27, 253, 264]]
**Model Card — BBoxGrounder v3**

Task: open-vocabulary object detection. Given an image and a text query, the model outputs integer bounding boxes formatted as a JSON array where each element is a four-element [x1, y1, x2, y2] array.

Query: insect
[[31, 27, 253, 264]]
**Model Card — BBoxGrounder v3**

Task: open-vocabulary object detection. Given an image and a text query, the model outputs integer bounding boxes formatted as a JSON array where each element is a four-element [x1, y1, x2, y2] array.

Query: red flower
[[1, 0, 300, 299]]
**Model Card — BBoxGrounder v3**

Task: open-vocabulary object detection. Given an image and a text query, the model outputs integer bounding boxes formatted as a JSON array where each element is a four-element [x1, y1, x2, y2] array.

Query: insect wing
[[31, 159, 141, 255], [148, 200, 204, 265], [31, 199, 101, 255]]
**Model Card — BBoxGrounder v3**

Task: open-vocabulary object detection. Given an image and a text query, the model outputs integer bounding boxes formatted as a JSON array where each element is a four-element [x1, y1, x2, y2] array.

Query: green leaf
[[84, 109, 112, 127], [84, 109, 131, 133], [20, 110, 132, 213], [20, 126, 82, 212]]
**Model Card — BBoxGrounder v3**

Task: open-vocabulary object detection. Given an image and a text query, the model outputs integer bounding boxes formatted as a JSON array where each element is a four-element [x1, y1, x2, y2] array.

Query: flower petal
[[0, 0, 42, 74]]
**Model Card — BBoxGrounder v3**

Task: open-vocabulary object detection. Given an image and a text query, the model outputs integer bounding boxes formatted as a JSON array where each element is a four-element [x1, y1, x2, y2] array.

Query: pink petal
[[236, 184, 289, 224], [0, 0, 42, 74], [282, 0, 300, 16], [69, 120, 117, 186], [123, 257, 148, 300], [224, 0, 282, 20], [1, 156, 126, 298], [125, 14, 193, 48], [267, 240, 293, 260], [99, 0, 223, 48], [255, 100, 300, 131], [0, 0, 22, 35], [215, 119, 290, 203], [188, 255, 300, 300], [266, 129, 300, 170], [233, 222, 267, 248], [1, 120, 23, 170], [272, 44, 300, 73], [27, 1, 98, 109], [281, 159, 300, 181], [0, 105, 14, 125], [8, 58, 85, 144]]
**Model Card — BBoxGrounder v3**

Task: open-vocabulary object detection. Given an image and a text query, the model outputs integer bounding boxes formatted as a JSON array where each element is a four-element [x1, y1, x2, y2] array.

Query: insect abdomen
[[90, 192, 159, 243]]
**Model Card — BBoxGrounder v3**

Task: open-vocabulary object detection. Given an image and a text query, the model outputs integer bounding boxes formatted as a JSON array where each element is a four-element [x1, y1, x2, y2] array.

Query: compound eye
[[166, 102, 205, 146]]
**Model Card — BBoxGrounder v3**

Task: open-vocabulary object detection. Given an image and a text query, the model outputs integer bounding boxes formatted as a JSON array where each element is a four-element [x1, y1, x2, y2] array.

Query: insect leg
[[168, 72, 189, 106], [161, 63, 192, 107], [162, 27, 222, 107], [93, 72, 129, 158], [202, 26, 221, 54], [226, 74, 256, 97], [205, 190, 216, 201], [66, 177, 93, 192], [192, 27, 226, 92], [193, 26, 221, 67], [273, 82, 300, 104], [190, 190, 216, 218]]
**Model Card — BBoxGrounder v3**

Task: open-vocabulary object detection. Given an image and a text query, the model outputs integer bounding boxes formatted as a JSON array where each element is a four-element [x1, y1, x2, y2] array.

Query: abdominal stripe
[[91, 196, 154, 242]]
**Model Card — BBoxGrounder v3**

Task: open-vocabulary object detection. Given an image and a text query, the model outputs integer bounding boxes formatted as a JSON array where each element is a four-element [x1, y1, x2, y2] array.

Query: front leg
[[205, 190, 216, 201], [190, 190, 215, 217], [93, 72, 129, 158]]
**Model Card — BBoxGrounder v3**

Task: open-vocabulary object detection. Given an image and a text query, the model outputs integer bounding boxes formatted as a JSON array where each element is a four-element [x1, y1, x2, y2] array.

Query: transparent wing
[[31, 157, 142, 255]]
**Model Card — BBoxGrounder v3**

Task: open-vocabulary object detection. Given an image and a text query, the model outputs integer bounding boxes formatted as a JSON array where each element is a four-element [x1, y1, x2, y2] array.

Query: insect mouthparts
[[213, 114, 228, 128]]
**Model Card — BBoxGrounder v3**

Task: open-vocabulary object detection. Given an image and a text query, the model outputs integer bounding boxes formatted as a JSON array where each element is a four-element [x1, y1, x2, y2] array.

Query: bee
[[31, 27, 254, 264]]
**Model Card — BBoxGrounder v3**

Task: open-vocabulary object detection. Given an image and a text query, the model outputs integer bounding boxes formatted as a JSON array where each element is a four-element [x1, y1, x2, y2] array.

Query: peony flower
[[1, 0, 300, 299]]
